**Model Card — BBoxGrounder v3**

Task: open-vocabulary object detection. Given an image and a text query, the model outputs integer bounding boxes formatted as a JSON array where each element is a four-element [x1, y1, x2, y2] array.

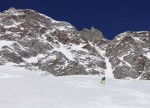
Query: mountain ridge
[[0, 8, 150, 80]]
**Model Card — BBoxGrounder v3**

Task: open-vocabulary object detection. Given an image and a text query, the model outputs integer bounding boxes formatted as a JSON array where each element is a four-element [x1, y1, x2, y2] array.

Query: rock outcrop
[[106, 31, 150, 80], [0, 8, 107, 76]]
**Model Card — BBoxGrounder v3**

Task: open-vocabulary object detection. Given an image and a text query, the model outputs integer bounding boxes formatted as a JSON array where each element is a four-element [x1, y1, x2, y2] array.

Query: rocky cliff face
[[0, 8, 150, 80], [0, 8, 108, 76], [106, 31, 150, 80]]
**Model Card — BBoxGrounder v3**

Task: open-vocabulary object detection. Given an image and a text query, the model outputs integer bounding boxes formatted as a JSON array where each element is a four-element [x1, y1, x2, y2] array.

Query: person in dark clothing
[[100, 76, 105, 84]]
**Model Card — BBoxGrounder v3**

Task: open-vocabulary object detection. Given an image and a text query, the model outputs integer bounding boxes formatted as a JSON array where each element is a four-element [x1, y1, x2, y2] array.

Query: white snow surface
[[0, 40, 14, 49], [99, 49, 114, 78], [54, 42, 74, 61], [23, 54, 46, 63], [143, 52, 150, 59], [0, 64, 150, 108]]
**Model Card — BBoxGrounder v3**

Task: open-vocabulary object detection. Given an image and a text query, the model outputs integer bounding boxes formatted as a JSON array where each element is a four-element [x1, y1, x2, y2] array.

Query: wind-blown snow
[[0, 64, 150, 108]]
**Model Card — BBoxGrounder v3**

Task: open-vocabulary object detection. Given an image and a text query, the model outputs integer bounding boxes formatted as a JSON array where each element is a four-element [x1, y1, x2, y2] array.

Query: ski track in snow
[[106, 87, 150, 104], [0, 65, 150, 108], [63, 76, 150, 107]]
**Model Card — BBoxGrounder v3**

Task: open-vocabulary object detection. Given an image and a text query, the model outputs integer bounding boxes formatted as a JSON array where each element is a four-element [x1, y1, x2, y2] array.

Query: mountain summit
[[0, 8, 150, 80], [0, 8, 108, 76]]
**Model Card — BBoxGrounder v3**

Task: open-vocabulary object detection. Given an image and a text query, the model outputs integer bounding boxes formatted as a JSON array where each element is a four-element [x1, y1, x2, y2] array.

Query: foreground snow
[[0, 65, 150, 108]]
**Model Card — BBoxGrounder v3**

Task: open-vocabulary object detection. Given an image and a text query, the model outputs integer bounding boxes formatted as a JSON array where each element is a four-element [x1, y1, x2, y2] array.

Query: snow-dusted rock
[[0, 8, 106, 76], [106, 31, 150, 80], [0, 8, 150, 79]]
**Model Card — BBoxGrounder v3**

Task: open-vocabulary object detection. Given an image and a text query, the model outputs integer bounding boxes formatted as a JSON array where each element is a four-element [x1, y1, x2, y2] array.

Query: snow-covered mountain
[[106, 31, 150, 80], [0, 8, 150, 80], [0, 8, 108, 76]]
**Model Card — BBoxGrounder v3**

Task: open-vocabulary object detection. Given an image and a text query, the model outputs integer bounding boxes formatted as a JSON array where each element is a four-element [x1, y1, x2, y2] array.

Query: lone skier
[[100, 76, 105, 84]]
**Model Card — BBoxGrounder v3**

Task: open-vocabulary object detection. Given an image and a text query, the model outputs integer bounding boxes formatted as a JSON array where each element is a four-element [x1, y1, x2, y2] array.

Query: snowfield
[[0, 64, 150, 108]]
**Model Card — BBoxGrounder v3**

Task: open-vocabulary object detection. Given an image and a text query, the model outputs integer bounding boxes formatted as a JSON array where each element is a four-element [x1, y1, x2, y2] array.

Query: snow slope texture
[[0, 64, 150, 108]]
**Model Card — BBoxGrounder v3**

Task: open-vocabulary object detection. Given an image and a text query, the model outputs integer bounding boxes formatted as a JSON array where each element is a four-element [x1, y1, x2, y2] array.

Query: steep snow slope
[[0, 64, 150, 108]]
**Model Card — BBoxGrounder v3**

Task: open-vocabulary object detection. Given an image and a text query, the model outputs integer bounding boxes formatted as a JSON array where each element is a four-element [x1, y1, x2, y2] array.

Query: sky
[[0, 0, 149, 40]]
